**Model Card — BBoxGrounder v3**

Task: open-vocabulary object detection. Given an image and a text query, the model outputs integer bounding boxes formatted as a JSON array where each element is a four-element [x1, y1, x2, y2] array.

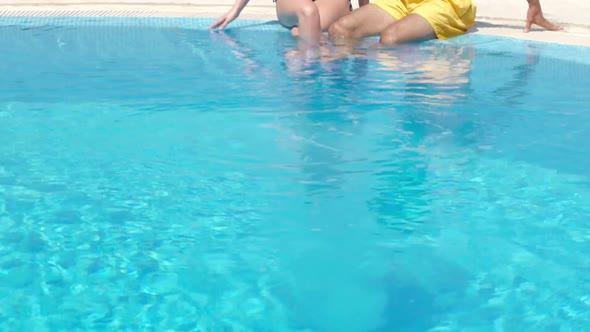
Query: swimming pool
[[1, 16, 590, 331]]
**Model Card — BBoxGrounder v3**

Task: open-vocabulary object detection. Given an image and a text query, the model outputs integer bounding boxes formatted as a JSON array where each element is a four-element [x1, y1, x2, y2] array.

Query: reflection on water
[[2, 20, 590, 331], [204, 28, 590, 331], [208, 30, 485, 331], [492, 42, 543, 106]]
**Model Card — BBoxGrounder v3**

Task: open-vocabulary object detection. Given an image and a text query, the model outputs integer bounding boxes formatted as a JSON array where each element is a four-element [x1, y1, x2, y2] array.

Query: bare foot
[[291, 26, 299, 37], [525, 4, 563, 32]]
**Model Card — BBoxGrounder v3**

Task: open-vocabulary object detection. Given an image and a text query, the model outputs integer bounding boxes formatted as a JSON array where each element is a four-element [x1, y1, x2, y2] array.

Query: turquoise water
[[1, 17, 590, 331]]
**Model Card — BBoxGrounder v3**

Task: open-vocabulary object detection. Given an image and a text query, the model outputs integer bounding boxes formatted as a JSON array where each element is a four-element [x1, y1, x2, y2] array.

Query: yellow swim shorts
[[372, 0, 477, 40]]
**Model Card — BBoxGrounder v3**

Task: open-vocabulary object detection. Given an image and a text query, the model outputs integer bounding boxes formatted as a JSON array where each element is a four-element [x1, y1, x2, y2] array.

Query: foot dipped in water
[[285, 45, 320, 74], [285, 41, 356, 76]]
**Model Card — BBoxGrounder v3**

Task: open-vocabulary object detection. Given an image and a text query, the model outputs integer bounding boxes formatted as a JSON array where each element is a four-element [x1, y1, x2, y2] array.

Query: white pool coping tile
[[0, 3, 588, 47]]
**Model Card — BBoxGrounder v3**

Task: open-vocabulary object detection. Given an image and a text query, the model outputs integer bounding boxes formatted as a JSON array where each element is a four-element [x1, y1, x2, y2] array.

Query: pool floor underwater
[[0, 17, 590, 331]]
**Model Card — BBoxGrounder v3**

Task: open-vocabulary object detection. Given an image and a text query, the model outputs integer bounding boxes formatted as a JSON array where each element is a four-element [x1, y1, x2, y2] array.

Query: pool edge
[[0, 3, 589, 47]]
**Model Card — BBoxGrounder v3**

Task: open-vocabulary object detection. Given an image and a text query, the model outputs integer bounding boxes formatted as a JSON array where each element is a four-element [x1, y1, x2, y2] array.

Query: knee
[[297, 2, 319, 20], [379, 28, 401, 46], [328, 17, 353, 38]]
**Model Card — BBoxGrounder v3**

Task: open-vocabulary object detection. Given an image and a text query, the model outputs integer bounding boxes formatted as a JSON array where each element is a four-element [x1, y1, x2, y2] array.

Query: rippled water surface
[[1, 17, 590, 331]]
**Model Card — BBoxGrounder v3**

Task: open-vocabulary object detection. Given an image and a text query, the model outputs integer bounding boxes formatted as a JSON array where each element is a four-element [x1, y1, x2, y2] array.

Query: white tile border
[[0, 4, 275, 19], [0, 3, 588, 47]]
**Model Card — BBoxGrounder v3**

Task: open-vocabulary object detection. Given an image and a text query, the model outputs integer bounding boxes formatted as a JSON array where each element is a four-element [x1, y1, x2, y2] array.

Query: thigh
[[381, 13, 436, 44], [276, 0, 351, 30], [336, 3, 398, 38], [313, 0, 352, 30], [275, 0, 313, 27]]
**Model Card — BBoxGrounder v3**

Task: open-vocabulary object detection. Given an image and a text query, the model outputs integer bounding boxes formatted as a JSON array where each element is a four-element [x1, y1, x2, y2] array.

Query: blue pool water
[[1, 17, 590, 331]]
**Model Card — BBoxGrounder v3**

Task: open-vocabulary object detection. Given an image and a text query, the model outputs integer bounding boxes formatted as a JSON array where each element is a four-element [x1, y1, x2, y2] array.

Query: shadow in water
[[491, 42, 543, 106], [374, 252, 473, 332]]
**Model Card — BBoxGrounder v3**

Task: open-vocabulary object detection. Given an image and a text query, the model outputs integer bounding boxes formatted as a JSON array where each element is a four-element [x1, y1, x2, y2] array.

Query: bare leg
[[276, 0, 349, 41], [276, 0, 320, 40], [330, 4, 437, 49], [329, 4, 396, 40], [290, 0, 351, 37], [379, 13, 436, 46]]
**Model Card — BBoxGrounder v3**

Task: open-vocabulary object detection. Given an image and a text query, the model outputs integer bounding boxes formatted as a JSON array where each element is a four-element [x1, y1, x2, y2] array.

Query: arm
[[210, 0, 250, 30], [358, 0, 369, 7], [524, 0, 563, 32], [230, 0, 251, 15]]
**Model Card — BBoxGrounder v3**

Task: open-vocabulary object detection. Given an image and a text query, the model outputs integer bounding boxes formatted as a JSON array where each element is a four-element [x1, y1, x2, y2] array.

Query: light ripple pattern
[[0, 17, 590, 332]]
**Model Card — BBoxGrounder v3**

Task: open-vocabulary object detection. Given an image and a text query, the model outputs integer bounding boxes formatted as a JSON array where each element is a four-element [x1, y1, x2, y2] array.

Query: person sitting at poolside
[[328, 0, 563, 46], [210, 0, 370, 40]]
